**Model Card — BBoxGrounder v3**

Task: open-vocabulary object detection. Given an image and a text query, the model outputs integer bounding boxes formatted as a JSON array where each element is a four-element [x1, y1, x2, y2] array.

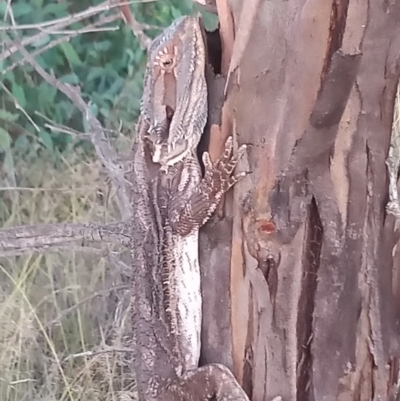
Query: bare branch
[[107, 252, 132, 274], [0, 245, 101, 258], [64, 346, 133, 361], [0, 221, 130, 256], [10, 40, 131, 218], [0, 81, 40, 131], [1, 0, 120, 62], [0, 186, 98, 192], [4, 0, 15, 25], [2, 14, 120, 75], [119, 1, 151, 49], [0, 1, 136, 31], [0, 1, 153, 63], [46, 284, 129, 328], [44, 124, 89, 138], [34, 110, 90, 138]]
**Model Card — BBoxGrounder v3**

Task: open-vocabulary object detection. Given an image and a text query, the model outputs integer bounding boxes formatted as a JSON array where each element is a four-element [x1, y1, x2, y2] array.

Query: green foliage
[[0, 0, 201, 158], [0, 3, 220, 399]]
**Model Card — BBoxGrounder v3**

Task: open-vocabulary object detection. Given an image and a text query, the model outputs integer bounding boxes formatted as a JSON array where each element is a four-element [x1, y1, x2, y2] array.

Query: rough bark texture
[[200, 1, 400, 400]]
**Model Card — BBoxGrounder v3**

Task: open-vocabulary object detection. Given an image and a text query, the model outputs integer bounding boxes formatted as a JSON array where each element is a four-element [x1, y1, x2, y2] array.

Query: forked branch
[[0, 1, 151, 63], [11, 42, 131, 218]]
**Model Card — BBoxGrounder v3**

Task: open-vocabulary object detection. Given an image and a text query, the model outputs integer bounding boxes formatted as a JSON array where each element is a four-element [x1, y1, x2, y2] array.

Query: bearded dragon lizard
[[130, 16, 249, 401]]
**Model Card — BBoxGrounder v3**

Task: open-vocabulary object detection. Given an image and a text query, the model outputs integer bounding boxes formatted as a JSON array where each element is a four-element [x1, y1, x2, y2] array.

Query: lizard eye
[[159, 54, 174, 69]]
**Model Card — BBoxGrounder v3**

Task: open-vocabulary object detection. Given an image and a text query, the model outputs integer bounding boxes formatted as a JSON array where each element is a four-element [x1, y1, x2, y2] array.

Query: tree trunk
[[200, 1, 400, 400]]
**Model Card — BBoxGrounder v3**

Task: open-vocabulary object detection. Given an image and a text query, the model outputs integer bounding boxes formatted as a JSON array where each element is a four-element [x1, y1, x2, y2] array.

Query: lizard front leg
[[170, 136, 247, 236], [165, 363, 250, 401]]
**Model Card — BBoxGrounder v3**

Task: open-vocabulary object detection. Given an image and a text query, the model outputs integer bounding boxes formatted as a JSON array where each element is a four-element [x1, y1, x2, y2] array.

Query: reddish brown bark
[[200, 1, 400, 400]]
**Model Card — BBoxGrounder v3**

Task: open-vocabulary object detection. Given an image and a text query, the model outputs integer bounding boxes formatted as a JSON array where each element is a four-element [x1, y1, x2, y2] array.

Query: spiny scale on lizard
[[141, 16, 207, 166], [130, 15, 250, 401]]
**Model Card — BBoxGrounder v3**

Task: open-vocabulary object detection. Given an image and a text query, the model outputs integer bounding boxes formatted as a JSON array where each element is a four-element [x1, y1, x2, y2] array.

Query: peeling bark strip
[[323, 0, 349, 80], [199, 0, 400, 400], [271, 50, 361, 244]]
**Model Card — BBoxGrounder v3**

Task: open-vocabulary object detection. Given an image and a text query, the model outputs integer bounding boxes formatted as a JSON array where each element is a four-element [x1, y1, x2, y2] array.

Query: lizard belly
[[174, 232, 201, 371]]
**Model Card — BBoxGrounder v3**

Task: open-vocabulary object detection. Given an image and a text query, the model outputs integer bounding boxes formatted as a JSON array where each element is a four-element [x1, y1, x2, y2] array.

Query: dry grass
[[0, 145, 136, 401]]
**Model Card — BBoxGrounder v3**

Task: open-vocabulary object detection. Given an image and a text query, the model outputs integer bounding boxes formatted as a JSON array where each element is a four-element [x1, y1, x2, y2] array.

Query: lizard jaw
[[141, 15, 207, 168]]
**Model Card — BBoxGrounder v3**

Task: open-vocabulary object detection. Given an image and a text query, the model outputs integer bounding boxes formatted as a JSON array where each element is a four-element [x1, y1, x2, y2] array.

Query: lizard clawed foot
[[202, 136, 248, 194], [169, 136, 249, 237]]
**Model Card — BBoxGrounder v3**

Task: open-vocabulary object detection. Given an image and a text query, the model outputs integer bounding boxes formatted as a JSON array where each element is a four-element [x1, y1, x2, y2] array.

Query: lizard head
[[140, 15, 207, 167]]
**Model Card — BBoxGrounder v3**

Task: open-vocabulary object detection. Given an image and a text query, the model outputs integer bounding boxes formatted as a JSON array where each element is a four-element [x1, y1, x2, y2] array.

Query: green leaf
[[86, 68, 105, 83], [43, 3, 68, 16], [14, 135, 29, 151], [43, 48, 63, 68], [124, 48, 135, 64], [0, 3, 7, 17], [4, 150, 14, 176], [31, 0, 44, 8], [100, 107, 109, 118], [87, 49, 99, 61], [12, 83, 26, 108], [60, 73, 79, 85], [0, 127, 11, 150], [94, 41, 112, 52], [12, 2, 33, 18], [89, 103, 99, 118], [38, 83, 57, 106], [60, 42, 82, 66], [0, 109, 19, 123], [38, 130, 53, 151], [57, 101, 73, 121], [0, 0, 193, 157], [170, 7, 183, 20], [200, 10, 219, 31], [31, 35, 51, 48]]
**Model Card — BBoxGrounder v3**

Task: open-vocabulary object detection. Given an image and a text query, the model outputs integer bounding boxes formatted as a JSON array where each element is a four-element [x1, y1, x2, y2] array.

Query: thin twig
[[0, 186, 99, 192], [33, 25, 120, 35], [0, 81, 40, 132], [35, 110, 118, 136], [0, 1, 143, 31], [46, 284, 129, 328], [119, 1, 151, 49], [44, 124, 90, 138], [0, 0, 151, 64], [0, 221, 130, 255], [64, 347, 133, 361], [34, 110, 89, 138], [0, 244, 112, 258], [2, 14, 120, 75], [12, 40, 131, 218], [4, 0, 15, 25], [107, 252, 132, 276]]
